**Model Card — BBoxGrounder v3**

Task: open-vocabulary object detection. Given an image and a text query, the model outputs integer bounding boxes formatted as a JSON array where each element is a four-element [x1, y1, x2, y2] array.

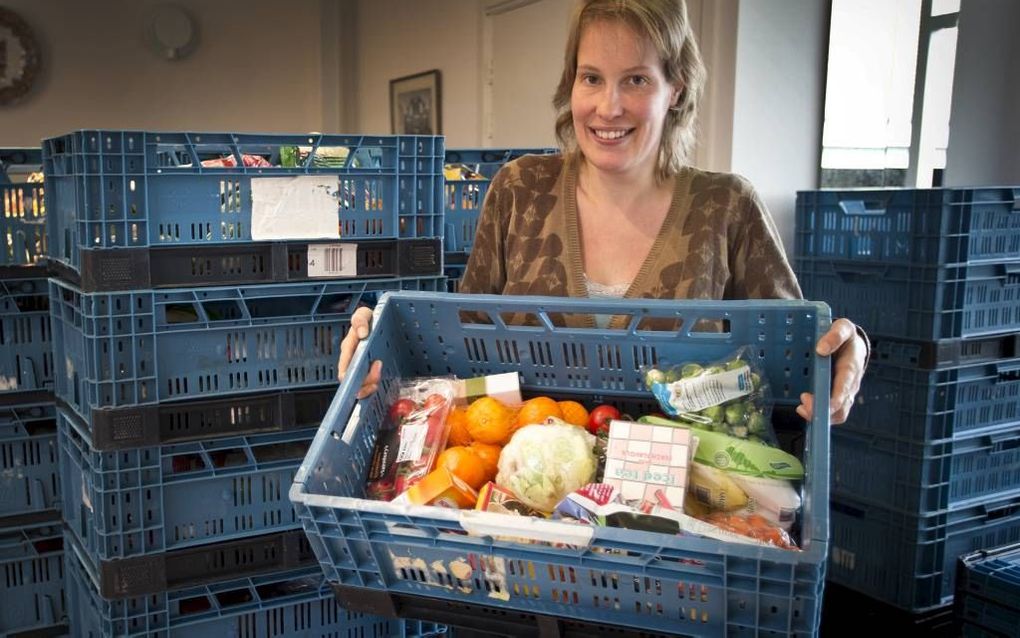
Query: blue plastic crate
[[57, 407, 315, 573], [829, 492, 1020, 613], [43, 131, 445, 285], [871, 333, 1019, 370], [831, 425, 1020, 515], [0, 402, 59, 527], [1, 277, 53, 400], [0, 522, 66, 635], [1, 148, 46, 268], [443, 263, 465, 293], [958, 542, 1020, 612], [842, 353, 1020, 443], [795, 256, 1020, 341], [64, 542, 418, 638], [48, 276, 443, 426], [443, 147, 557, 254], [795, 187, 1020, 266], [290, 292, 832, 637], [960, 621, 1002, 637], [957, 573, 1020, 638]]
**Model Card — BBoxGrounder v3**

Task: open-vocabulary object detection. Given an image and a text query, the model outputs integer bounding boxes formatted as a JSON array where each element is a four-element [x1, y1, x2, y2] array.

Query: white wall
[[355, 0, 484, 146], [0, 0, 334, 146], [730, 0, 829, 258], [944, 0, 1020, 186]]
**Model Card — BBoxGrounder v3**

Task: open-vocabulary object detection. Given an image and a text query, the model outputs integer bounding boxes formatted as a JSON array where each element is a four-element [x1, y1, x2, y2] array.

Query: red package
[[365, 378, 456, 501]]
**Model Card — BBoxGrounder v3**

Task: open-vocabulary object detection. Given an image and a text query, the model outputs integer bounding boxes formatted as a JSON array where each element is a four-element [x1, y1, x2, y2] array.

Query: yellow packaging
[[404, 467, 478, 509]]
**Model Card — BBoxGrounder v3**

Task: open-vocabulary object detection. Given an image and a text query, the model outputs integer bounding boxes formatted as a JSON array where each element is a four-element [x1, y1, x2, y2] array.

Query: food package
[[364, 377, 456, 501], [730, 473, 802, 531], [641, 346, 779, 446], [687, 461, 748, 511], [475, 482, 544, 517], [396, 467, 478, 509], [638, 415, 803, 480], [699, 512, 799, 550]]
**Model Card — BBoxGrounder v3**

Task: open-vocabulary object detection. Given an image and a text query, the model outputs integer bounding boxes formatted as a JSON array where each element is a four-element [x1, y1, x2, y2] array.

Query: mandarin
[[557, 400, 589, 428], [468, 442, 501, 482], [444, 406, 472, 447], [515, 396, 563, 430], [465, 396, 516, 445], [435, 446, 488, 491]]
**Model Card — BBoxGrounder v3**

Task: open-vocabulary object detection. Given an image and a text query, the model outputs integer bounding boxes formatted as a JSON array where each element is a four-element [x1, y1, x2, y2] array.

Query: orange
[[445, 406, 473, 447], [469, 442, 501, 482], [515, 396, 563, 430], [435, 446, 488, 491], [465, 396, 516, 446], [557, 400, 589, 428]]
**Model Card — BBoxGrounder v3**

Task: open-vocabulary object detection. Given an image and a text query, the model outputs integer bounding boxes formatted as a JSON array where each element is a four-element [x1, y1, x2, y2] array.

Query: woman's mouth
[[590, 127, 633, 141]]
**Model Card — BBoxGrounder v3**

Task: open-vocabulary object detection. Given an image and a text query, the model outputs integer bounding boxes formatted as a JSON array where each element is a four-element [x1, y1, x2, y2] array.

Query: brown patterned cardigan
[[459, 152, 805, 329]]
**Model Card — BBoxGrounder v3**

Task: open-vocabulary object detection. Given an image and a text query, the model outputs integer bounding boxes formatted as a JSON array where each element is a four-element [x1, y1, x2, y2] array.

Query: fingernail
[[817, 343, 832, 356], [357, 327, 368, 339]]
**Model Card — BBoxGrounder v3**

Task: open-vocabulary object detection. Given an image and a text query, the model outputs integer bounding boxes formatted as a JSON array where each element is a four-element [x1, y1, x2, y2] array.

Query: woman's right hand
[[338, 306, 382, 399]]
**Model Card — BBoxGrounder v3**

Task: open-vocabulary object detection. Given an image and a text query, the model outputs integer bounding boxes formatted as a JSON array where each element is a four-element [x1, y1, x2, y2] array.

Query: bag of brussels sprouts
[[641, 346, 779, 447]]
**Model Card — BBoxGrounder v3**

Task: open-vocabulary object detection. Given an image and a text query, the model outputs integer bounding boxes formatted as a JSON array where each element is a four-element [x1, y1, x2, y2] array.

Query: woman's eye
[[629, 75, 650, 86], [579, 73, 600, 85]]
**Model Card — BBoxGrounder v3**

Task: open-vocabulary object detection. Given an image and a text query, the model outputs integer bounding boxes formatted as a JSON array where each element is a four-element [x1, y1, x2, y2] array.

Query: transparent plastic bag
[[641, 346, 779, 447], [365, 376, 456, 501]]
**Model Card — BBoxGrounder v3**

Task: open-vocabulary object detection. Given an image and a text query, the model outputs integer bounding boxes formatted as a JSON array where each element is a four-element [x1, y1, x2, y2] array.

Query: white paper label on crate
[[250, 176, 340, 240], [307, 243, 357, 278], [668, 365, 752, 413], [395, 422, 428, 463]]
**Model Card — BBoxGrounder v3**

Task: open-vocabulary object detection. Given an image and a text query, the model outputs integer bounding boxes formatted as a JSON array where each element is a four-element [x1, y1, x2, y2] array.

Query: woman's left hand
[[797, 318, 868, 425]]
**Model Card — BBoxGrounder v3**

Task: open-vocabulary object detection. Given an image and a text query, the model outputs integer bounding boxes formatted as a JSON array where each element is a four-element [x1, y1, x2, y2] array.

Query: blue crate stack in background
[[794, 187, 1020, 616], [0, 147, 66, 636], [42, 130, 449, 637], [442, 148, 556, 291]]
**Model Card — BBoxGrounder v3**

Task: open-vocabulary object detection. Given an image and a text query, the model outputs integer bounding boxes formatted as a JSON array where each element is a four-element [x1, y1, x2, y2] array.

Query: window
[[820, 0, 958, 188]]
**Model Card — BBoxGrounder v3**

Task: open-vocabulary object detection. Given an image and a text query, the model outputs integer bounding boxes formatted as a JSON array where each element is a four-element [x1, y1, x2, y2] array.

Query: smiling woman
[[338, 0, 871, 427]]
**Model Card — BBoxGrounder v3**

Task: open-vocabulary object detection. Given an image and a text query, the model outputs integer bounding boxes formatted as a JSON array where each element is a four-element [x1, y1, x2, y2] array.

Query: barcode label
[[308, 243, 357, 277]]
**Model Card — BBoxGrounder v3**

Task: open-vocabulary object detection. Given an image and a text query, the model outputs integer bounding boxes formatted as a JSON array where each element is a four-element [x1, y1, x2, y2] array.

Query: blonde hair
[[552, 0, 706, 181]]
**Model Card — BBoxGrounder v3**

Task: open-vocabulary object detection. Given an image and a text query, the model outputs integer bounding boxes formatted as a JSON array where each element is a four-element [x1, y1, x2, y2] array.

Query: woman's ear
[[670, 82, 684, 108]]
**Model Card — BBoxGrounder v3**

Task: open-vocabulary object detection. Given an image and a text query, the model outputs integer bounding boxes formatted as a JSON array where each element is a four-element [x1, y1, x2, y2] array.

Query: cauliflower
[[496, 421, 597, 513]]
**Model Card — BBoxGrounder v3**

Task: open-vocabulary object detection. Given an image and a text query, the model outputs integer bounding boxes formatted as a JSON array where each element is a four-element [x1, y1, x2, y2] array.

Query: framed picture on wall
[[390, 69, 442, 135]]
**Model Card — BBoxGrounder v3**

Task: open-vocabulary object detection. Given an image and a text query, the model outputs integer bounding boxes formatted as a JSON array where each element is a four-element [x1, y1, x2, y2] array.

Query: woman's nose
[[596, 85, 623, 119]]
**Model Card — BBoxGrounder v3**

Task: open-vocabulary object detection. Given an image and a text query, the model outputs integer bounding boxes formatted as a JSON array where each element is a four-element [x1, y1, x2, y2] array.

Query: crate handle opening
[[459, 510, 594, 547], [989, 430, 1020, 453], [995, 361, 1020, 382], [1001, 263, 1020, 286], [984, 502, 1020, 521], [831, 263, 888, 281], [688, 317, 731, 338], [1011, 188, 1020, 211], [837, 199, 887, 216]]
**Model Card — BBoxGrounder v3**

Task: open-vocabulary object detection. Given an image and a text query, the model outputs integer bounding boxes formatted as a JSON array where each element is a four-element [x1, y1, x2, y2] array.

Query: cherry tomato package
[[365, 377, 456, 501]]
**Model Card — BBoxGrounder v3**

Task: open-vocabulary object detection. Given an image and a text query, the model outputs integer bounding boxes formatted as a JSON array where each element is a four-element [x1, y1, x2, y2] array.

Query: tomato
[[423, 393, 448, 412], [388, 398, 418, 424], [587, 404, 621, 436]]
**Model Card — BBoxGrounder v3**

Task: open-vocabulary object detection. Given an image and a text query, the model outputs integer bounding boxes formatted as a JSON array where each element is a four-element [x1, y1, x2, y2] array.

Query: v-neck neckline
[[563, 153, 691, 318]]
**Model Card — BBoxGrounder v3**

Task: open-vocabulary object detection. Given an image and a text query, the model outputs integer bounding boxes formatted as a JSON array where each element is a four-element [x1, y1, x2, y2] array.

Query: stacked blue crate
[[794, 186, 1020, 614], [1, 148, 46, 272], [44, 130, 449, 635], [956, 542, 1020, 636], [0, 147, 65, 636], [443, 148, 557, 291]]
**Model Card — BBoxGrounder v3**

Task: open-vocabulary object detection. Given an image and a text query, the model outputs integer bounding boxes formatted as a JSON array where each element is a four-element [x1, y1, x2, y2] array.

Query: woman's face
[[571, 19, 678, 180]]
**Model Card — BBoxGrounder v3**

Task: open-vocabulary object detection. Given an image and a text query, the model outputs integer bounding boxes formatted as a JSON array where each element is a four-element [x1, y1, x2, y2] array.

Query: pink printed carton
[[603, 420, 693, 509]]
